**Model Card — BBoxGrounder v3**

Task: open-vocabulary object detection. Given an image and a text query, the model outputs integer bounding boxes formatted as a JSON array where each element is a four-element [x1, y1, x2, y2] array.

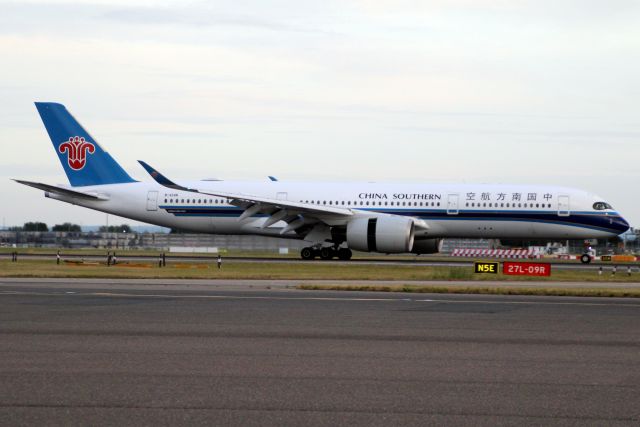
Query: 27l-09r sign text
[[503, 262, 551, 277]]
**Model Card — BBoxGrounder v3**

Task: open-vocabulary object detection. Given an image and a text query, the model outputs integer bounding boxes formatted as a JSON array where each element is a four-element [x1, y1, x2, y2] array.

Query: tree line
[[6, 222, 133, 233]]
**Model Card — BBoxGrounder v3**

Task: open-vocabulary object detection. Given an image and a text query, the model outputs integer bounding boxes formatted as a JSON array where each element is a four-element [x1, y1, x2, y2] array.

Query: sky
[[1, 0, 639, 228]]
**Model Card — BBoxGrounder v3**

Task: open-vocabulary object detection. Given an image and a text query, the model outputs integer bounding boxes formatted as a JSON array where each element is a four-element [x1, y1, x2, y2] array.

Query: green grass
[[1, 259, 640, 282], [0, 248, 298, 258]]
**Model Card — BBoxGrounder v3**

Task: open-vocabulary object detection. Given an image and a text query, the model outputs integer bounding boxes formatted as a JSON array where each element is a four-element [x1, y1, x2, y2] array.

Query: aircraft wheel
[[319, 247, 334, 260], [301, 247, 315, 260], [337, 248, 352, 260], [580, 253, 592, 264]]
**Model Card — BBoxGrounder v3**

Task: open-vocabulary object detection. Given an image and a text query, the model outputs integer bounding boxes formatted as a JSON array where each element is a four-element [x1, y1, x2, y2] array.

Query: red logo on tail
[[59, 136, 95, 170]]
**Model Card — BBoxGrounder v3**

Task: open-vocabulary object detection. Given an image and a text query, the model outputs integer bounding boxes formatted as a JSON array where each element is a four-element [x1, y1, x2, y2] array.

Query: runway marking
[[0, 290, 404, 303], [2, 290, 640, 307]]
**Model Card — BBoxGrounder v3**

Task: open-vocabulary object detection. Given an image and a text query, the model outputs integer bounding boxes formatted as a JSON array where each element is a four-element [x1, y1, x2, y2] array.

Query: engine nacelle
[[346, 216, 415, 253], [411, 237, 443, 254]]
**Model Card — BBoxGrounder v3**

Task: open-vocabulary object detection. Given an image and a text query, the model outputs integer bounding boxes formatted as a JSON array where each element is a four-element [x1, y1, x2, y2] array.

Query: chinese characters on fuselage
[[465, 192, 553, 202]]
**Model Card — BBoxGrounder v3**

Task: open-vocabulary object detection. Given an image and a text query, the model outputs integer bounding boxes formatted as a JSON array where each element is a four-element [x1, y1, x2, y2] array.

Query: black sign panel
[[474, 262, 499, 274]]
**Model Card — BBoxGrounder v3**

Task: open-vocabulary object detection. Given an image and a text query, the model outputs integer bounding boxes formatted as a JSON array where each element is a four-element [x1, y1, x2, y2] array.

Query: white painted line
[[2, 290, 640, 307]]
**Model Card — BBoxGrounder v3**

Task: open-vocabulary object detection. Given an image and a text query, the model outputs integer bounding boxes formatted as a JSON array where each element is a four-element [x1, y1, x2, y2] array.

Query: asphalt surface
[[1, 279, 639, 426]]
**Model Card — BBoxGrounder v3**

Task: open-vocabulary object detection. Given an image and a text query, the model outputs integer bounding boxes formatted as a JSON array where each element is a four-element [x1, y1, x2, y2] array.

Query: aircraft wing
[[13, 179, 110, 200], [138, 161, 354, 233]]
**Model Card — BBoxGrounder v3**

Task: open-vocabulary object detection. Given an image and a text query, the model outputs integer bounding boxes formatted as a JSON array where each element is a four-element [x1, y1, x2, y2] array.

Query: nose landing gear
[[580, 253, 592, 264]]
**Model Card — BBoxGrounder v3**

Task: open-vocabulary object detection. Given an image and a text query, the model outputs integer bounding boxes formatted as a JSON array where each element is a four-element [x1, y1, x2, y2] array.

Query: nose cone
[[614, 215, 631, 234]]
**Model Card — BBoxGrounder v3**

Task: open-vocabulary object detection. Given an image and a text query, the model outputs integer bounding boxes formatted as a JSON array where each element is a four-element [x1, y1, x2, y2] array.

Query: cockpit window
[[593, 202, 613, 210]]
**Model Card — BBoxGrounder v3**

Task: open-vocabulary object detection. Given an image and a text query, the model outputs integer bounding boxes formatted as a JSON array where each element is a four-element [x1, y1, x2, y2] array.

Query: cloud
[[1, 0, 640, 225], [101, 6, 335, 35]]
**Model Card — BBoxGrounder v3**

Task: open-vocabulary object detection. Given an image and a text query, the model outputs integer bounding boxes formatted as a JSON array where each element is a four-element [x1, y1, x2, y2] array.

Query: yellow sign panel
[[474, 262, 499, 274]]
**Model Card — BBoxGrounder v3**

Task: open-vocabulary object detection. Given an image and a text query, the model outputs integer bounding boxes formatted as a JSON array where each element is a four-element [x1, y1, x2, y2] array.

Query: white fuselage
[[45, 180, 629, 241]]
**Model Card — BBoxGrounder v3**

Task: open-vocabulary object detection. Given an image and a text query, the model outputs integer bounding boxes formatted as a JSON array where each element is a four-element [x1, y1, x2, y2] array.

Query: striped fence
[[451, 248, 542, 259]]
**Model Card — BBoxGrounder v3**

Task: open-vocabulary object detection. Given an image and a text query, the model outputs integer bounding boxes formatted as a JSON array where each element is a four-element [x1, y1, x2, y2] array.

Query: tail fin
[[35, 102, 136, 187]]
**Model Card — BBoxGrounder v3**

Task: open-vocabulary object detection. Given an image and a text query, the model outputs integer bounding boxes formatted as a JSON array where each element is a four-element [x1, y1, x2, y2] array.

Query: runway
[[1, 279, 639, 425]]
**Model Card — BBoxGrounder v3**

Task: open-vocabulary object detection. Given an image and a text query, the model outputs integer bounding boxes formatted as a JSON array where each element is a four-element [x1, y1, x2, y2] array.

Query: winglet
[[138, 160, 196, 192], [268, 176, 278, 182]]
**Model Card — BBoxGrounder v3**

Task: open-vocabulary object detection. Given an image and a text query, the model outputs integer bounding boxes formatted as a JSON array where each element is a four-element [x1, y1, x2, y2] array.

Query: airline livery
[[15, 103, 629, 262]]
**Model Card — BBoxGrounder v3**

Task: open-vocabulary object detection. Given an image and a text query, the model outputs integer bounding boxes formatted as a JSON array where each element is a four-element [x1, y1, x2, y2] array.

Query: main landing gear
[[300, 246, 352, 260]]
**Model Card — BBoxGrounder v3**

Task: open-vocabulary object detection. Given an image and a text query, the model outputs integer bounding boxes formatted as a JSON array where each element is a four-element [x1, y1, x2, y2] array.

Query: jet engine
[[346, 215, 415, 253], [411, 237, 443, 254]]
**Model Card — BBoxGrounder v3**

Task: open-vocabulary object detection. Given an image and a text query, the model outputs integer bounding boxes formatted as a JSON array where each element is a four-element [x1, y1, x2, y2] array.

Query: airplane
[[14, 102, 630, 263]]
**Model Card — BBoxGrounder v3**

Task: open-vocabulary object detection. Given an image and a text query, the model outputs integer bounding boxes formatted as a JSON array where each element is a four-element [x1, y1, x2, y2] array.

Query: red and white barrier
[[451, 249, 542, 259]]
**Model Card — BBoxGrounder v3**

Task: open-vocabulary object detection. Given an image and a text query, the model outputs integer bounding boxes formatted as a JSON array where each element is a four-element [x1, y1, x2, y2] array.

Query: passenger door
[[146, 190, 158, 211], [558, 195, 570, 217], [447, 194, 459, 215]]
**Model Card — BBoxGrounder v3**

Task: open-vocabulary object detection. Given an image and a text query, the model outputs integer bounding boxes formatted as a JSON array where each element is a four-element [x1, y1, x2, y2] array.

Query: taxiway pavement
[[1, 279, 639, 426]]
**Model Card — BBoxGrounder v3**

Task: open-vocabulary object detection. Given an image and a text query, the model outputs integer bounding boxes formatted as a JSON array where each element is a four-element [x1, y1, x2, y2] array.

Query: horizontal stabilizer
[[13, 179, 109, 200]]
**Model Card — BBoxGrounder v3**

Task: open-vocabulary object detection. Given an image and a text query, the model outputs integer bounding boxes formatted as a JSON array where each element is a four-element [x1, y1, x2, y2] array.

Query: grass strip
[[296, 284, 640, 298], [2, 260, 640, 282]]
